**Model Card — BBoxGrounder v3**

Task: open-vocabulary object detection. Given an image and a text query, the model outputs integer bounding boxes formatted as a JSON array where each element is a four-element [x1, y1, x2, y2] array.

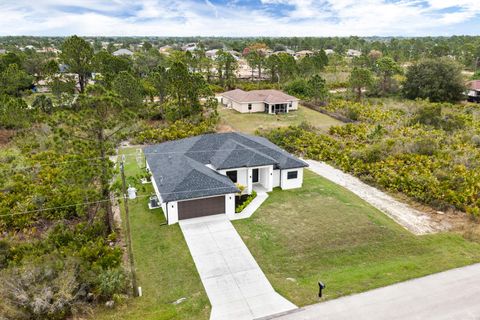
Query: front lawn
[[233, 169, 480, 306], [218, 104, 342, 134], [95, 148, 210, 320]]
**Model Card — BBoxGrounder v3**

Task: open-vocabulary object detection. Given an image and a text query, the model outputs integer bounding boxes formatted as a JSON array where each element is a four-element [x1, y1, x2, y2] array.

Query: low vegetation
[[261, 98, 480, 216], [96, 148, 209, 320]]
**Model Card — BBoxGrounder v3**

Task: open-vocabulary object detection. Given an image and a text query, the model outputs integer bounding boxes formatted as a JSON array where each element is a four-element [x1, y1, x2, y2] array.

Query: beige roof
[[221, 89, 298, 104]]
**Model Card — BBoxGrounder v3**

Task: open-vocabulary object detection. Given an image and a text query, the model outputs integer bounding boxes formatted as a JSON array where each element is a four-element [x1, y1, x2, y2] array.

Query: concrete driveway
[[179, 214, 296, 320], [271, 263, 480, 320]]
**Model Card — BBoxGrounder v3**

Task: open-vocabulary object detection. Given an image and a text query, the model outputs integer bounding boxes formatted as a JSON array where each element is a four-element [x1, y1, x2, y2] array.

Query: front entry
[[252, 168, 259, 183]]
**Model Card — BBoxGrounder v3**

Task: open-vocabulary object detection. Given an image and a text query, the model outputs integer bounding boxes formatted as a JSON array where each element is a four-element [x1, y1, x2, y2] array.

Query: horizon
[[1, 0, 479, 37]]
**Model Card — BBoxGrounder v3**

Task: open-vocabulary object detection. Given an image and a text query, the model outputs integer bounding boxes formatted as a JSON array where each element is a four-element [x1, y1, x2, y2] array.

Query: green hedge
[[235, 191, 257, 213]]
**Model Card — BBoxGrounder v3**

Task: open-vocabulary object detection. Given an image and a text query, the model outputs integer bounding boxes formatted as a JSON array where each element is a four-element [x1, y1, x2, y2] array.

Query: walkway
[[271, 263, 480, 320], [179, 215, 296, 320], [304, 159, 446, 234]]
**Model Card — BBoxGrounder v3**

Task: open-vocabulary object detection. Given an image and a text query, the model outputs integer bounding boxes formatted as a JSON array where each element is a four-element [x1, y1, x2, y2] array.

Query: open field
[[95, 148, 210, 320], [218, 105, 342, 134], [233, 169, 480, 306]]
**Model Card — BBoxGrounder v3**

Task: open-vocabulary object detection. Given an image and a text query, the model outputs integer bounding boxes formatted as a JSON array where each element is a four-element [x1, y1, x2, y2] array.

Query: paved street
[[271, 263, 480, 320], [179, 214, 296, 320]]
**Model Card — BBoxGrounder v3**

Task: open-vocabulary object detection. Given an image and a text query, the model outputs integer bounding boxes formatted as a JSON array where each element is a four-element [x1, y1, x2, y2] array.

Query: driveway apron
[[179, 214, 297, 320]]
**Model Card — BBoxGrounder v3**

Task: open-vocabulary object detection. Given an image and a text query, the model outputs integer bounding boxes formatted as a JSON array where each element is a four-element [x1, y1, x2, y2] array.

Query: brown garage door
[[178, 196, 225, 220]]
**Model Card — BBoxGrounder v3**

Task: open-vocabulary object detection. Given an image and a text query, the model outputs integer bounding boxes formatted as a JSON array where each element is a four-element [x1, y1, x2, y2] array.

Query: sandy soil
[[305, 159, 450, 235]]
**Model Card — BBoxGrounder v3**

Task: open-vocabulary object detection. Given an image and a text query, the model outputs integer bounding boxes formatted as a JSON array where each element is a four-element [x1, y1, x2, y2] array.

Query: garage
[[178, 196, 225, 220]]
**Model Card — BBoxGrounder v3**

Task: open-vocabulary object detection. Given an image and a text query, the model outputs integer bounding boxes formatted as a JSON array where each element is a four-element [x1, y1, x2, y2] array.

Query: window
[[226, 170, 237, 183], [287, 171, 298, 180], [248, 103, 252, 111]]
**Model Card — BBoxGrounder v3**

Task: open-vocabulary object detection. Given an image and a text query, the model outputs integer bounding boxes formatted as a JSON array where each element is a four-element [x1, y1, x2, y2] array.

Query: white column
[[225, 193, 236, 219], [247, 168, 253, 194], [267, 166, 273, 192]]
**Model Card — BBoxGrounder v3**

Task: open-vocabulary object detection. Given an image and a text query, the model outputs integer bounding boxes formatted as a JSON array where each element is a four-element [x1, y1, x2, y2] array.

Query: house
[[205, 49, 219, 59], [0, 49, 6, 55], [144, 132, 308, 224], [112, 48, 134, 56], [220, 89, 299, 114], [324, 49, 335, 55], [181, 43, 197, 52], [294, 50, 314, 59], [467, 80, 480, 103], [347, 49, 362, 57]]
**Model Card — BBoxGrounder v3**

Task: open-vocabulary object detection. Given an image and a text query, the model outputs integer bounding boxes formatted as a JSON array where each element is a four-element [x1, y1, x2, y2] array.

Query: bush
[[96, 268, 127, 299], [283, 78, 309, 99], [235, 191, 257, 213]]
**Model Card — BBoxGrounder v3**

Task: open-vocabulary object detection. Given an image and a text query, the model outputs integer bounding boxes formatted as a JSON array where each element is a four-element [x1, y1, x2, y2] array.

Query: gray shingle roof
[[144, 132, 308, 202]]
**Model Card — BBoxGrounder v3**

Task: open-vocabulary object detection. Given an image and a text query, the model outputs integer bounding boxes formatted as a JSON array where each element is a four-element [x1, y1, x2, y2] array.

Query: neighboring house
[[295, 50, 314, 59], [220, 89, 299, 114], [144, 132, 308, 224], [205, 49, 219, 59], [324, 49, 335, 55], [0, 49, 6, 55], [112, 48, 134, 56], [182, 42, 197, 51], [159, 45, 172, 54], [467, 80, 480, 103], [347, 49, 362, 57]]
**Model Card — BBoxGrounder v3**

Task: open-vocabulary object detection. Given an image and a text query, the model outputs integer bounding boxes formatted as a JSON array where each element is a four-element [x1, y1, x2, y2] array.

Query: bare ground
[[304, 159, 454, 235]]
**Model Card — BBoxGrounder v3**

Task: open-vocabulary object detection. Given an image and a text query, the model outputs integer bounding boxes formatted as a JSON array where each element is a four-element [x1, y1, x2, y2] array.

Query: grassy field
[[218, 105, 342, 134], [95, 148, 210, 320], [233, 169, 480, 306]]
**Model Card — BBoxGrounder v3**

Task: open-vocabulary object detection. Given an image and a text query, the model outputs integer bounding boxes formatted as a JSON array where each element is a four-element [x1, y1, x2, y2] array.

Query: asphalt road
[[270, 263, 480, 320]]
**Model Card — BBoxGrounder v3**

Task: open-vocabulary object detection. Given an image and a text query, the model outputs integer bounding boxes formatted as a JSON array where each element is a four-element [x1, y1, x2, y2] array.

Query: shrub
[[96, 268, 127, 299], [235, 191, 257, 213]]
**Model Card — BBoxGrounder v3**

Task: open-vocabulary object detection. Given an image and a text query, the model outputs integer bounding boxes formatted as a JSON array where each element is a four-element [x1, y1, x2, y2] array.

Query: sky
[[0, 0, 479, 37]]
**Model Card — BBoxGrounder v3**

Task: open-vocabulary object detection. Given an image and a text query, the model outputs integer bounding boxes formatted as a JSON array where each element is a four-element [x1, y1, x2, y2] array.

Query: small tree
[[307, 75, 328, 104], [349, 67, 374, 101]]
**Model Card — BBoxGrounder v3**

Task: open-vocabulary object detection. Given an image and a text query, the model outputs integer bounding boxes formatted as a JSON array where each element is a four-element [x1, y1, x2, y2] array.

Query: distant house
[[467, 80, 480, 103], [112, 48, 134, 56], [0, 49, 6, 55], [324, 49, 335, 55], [205, 49, 219, 59], [159, 45, 172, 54], [182, 43, 197, 52], [347, 49, 362, 57], [220, 89, 299, 114], [294, 50, 314, 59]]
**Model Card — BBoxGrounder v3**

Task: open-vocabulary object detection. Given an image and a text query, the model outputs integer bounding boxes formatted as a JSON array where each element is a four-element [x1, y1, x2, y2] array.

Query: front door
[[252, 168, 259, 183]]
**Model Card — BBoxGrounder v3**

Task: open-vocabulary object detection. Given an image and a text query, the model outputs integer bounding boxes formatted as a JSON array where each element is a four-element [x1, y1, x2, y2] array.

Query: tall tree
[[403, 58, 465, 103], [376, 56, 402, 95], [307, 75, 328, 103], [349, 67, 374, 101], [53, 86, 135, 232], [0, 63, 33, 96], [60, 35, 94, 93], [112, 71, 144, 108]]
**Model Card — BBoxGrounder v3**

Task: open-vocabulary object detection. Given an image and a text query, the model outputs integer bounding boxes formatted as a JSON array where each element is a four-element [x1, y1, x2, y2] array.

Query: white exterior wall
[[225, 193, 236, 219], [258, 166, 273, 192], [218, 165, 273, 193], [280, 168, 304, 190], [290, 100, 299, 110], [165, 201, 178, 225], [272, 169, 281, 188], [232, 101, 264, 113]]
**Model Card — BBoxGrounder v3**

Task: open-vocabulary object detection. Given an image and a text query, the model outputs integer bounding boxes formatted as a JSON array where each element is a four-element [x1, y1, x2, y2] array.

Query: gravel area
[[305, 159, 447, 235]]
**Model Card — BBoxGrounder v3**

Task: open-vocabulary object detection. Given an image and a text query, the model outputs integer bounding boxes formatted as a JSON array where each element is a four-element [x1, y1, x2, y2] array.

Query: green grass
[[95, 148, 210, 320], [233, 169, 480, 306], [218, 105, 342, 134]]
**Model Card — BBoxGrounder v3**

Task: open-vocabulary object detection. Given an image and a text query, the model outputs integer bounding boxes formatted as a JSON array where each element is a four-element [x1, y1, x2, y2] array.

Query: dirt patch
[[305, 159, 453, 235], [0, 129, 15, 146], [216, 123, 234, 133]]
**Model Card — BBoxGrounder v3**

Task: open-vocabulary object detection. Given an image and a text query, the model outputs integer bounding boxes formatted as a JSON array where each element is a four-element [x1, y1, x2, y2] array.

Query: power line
[[0, 184, 240, 218], [0, 143, 289, 173]]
